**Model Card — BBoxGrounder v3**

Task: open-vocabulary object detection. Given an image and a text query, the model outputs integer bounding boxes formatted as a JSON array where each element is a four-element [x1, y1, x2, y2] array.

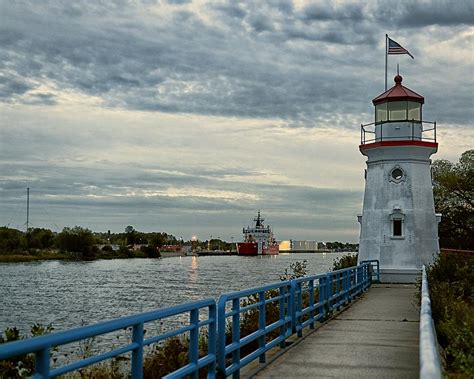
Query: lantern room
[[360, 75, 436, 147], [373, 74, 423, 123]]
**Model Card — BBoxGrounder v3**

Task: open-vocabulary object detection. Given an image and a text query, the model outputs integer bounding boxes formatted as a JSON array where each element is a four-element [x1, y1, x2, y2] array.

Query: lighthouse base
[[379, 268, 421, 284]]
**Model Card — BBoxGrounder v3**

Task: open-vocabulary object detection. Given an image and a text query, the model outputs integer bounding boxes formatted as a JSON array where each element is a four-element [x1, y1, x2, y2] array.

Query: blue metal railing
[[0, 299, 217, 379], [360, 259, 380, 283], [0, 262, 376, 378], [217, 281, 293, 378], [217, 264, 373, 377], [419, 265, 442, 379], [292, 273, 327, 337]]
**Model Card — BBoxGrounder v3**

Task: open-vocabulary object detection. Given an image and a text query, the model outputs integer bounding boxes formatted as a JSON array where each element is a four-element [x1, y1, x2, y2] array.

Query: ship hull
[[264, 244, 279, 255], [237, 242, 279, 256], [237, 242, 258, 256]]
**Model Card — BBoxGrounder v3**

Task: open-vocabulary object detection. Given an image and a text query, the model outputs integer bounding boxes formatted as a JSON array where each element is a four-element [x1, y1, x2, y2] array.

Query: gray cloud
[[301, 3, 365, 22], [0, 0, 471, 124], [375, 0, 474, 27], [0, 75, 32, 98]]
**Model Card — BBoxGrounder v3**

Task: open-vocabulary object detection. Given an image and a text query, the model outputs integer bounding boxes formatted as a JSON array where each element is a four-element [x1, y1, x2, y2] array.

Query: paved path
[[253, 284, 419, 379]]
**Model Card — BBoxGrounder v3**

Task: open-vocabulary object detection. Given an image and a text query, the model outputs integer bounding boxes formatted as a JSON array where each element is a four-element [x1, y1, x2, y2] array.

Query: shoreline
[[0, 250, 353, 263], [0, 251, 190, 263]]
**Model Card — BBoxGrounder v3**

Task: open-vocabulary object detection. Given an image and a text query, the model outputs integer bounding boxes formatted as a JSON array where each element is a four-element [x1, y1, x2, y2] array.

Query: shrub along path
[[251, 284, 419, 379]]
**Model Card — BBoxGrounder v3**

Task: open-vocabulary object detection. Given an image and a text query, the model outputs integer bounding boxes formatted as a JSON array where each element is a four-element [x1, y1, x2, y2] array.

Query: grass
[[0, 249, 154, 262], [0, 250, 72, 262]]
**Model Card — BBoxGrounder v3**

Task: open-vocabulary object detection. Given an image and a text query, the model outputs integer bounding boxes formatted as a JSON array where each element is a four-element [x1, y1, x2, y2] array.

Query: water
[[0, 253, 347, 332]]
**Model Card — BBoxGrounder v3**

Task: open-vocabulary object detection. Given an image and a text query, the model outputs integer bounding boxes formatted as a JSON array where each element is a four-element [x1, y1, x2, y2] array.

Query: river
[[0, 253, 348, 333]]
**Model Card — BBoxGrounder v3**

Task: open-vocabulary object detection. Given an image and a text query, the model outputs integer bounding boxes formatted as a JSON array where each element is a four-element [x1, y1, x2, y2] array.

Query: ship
[[237, 211, 279, 256]]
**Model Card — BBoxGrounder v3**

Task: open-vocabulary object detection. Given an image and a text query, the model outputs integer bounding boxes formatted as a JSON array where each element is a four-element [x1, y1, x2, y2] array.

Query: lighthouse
[[357, 74, 441, 283]]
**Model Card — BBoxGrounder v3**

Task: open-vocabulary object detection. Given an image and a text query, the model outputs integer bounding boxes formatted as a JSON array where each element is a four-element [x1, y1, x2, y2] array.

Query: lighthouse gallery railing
[[0, 263, 374, 378], [360, 120, 436, 145]]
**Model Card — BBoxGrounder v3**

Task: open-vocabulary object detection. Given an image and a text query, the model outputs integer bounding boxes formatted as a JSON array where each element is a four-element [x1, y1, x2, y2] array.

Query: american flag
[[388, 37, 414, 59]]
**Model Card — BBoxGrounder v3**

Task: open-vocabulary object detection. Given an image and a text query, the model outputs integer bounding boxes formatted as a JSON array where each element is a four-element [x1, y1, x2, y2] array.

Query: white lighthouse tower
[[357, 74, 441, 283]]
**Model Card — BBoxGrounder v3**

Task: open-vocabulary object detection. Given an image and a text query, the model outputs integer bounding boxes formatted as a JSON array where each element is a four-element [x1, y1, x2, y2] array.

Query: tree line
[[0, 226, 179, 260], [432, 149, 473, 250]]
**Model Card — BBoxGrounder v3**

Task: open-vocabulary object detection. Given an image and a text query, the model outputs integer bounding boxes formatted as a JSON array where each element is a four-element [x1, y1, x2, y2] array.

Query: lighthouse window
[[389, 166, 406, 183], [388, 101, 407, 121], [391, 168, 403, 180], [393, 219, 403, 237], [407, 101, 421, 121], [390, 209, 405, 238], [375, 103, 388, 122]]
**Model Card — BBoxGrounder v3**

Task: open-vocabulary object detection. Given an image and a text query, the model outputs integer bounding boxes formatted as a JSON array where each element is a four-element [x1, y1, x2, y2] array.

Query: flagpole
[[385, 34, 388, 91]]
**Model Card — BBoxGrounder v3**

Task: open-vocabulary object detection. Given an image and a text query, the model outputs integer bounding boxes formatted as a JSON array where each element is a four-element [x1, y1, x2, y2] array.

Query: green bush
[[55, 226, 97, 260], [426, 251, 474, 377], [332, 253, 358, 271], [140, 245, 161, 258], [279, 260, 308, 280], [0, 324, 54, 378], [27, 228, 55, 249], [143, 334, 209, 379], [0, 227, 26, 253]]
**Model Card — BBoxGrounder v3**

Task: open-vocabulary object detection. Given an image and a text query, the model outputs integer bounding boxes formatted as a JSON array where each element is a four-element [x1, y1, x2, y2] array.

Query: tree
[[140, 245, 161, 258], [0, 227, 25, 253], [149, 233, 166, 248], [432, 149, 474, 249], [55, 226, 97, 260], [27, 228, 54, 249], [125, 225, 136, 245]]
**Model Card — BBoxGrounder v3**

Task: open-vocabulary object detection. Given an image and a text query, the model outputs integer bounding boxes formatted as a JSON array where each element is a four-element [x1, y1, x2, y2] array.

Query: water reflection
[[188, 255, 199, 288]]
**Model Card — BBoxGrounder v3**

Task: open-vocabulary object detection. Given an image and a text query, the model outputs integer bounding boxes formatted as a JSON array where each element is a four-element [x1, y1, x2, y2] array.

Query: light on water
[[0, 253, 348, 332]]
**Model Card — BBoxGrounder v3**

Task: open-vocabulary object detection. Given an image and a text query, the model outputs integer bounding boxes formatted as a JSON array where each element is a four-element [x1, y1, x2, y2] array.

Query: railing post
[[366, 264, 371, 289], [131, 322, 144, 379], [326, 273, 332, 313], [217, 298, 227, 377], [232, 298, 240, 379], [319, 276, 326, 319], [295, 282, 303, 338], [345, 270, 350, 304], [309, 279, 315, 329], [347, 269, 353, 302], [189, 309, 199, 379], [356, 265, 362, 296], [279, 286, 286, 348], [290, 281, 296, 334], [35, 347, 50, 379], [258, 291, 266, 363], [208, 304, 217, 379]]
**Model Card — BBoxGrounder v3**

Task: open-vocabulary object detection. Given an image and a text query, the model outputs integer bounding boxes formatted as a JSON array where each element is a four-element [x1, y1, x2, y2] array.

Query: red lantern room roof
[[372, 75, 424, 105]]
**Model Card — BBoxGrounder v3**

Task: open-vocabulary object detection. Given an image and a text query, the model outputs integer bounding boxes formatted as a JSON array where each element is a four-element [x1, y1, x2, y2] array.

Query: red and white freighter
[[237, 211, 279, 256]]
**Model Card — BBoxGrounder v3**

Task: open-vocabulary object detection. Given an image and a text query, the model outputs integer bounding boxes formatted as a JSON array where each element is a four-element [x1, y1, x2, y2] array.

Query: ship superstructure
[[237, 211, 279, 256]]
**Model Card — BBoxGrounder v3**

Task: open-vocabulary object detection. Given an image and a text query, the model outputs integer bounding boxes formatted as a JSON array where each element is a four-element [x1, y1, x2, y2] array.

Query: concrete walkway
[[253, 284, 419, 379]]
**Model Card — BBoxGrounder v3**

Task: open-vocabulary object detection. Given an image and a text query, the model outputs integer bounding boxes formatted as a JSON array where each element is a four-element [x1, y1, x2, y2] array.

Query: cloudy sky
[[1, 0, 473, 242]]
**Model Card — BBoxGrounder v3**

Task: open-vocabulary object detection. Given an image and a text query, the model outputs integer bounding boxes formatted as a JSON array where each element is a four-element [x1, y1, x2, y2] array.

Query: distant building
[[290, 240, 319, 252], [279, 240, 291, 251], [160, 245, 182, 252]]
